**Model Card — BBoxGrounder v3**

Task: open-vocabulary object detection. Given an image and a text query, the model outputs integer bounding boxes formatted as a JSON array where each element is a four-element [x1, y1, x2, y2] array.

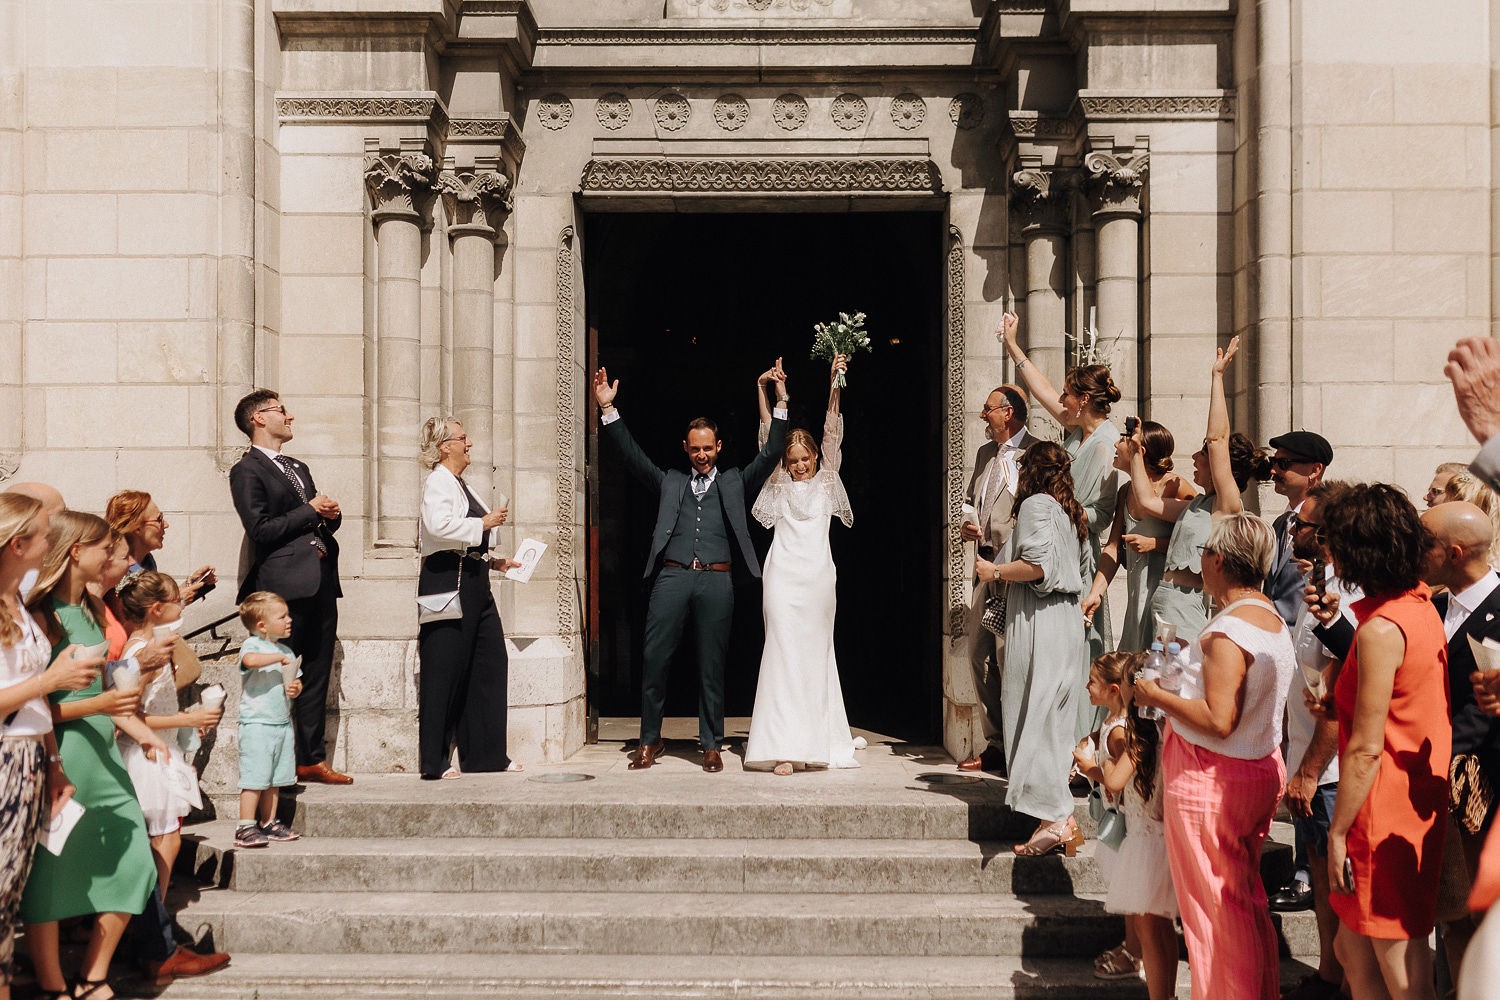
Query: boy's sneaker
[[234, 823, 270, 848], [259, 819, 300, 843]]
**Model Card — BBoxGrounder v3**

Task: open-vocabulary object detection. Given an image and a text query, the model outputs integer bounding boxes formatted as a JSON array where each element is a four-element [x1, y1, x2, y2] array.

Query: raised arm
[[1126, 440, 1193, 522], [822, 354, 847, 473], [1206, 337, 1242, 518], [743, 361, 789, 489], [755, 359, 780, 449], [997, 311, 1067, 424], [594, 367, 666, 491]]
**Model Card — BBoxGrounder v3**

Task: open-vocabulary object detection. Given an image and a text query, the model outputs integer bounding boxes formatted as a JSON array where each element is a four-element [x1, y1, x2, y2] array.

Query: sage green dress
[[1117, 487, 1174, 652], [1066, 421, 1119, 736], [1000, 494, 1086, 823], [20, 602, 154, 923], [1149, 493, 1213, 642]]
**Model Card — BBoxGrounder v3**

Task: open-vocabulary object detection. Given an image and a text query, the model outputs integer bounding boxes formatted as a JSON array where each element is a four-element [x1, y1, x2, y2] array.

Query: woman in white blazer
[[416, 416, 522, 779]]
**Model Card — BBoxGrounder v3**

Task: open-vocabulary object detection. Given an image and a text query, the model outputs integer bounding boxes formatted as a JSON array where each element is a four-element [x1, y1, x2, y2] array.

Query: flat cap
[[1268, 430, 1332, 465]]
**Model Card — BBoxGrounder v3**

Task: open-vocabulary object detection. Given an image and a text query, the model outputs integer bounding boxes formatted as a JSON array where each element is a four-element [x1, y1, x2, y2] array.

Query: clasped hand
[[310, 493, 340, 518]]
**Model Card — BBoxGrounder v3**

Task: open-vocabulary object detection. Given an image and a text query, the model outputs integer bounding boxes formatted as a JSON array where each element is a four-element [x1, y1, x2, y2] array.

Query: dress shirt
[[1446, 571, 1500, 639], [691, 466, 719, 498], [254, 444, 307, 493]]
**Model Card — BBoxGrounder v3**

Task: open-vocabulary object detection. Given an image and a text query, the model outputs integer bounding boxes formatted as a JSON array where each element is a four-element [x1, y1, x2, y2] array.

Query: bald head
[[3, 482, 65, 515], [1421, 501, 1494, 590]]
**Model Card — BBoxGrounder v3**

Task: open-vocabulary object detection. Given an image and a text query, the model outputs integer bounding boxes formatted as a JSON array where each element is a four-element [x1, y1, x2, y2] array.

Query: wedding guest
[[975, 441, 1087, 856], [1134, 511, 1295, 1000], [1440, 469, 1500, 567], [1082, 421, 1193, 652], [1124, 337, 1270, 642], [21, 511, 158, 1000], [0, 494, 97, 1000], [104, 490, 216, 601], [416, 417, 522, 780], [958, 383, 1038, 772], [1264, 431, 1332, 626], [2, 483, 65, 599], [1428, 462, 1468, 508], [998, 313, 1120, 682], [1419, 501, 1500, 988], [1315, 483, 1448, 1000]]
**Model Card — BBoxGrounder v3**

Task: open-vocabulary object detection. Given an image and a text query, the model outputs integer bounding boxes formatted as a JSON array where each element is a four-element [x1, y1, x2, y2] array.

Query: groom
[[594, 363, 788, 772]]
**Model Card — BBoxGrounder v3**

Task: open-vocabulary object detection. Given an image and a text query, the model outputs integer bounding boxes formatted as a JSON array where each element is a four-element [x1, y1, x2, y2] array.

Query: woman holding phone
[[104, 491, 215, 603]]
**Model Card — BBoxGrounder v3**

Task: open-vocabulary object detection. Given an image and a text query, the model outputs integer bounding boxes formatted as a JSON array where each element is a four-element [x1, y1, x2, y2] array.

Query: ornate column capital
[[1084, 149, 1150, 219], [363, 139, 436, 222], [436, 157, 513, 239], [1010, 166, 1071, 235]]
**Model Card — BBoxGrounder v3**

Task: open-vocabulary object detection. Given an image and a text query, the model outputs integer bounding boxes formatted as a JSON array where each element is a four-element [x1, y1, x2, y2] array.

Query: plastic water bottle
[[1160, 641, 1184, 697], [1137, 642, 1166, 720]]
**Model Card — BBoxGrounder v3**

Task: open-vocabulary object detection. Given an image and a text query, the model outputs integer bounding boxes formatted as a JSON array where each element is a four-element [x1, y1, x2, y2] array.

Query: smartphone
[[1311, 555, 1327, 600], [188, 571, 216, 604], [1342, 857, 1356, 894], [1123, 416, 1139, 436]]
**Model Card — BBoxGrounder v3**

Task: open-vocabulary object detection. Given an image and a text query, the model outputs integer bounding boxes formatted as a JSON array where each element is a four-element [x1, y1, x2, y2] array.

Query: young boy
[[235, 591, 304, 848]]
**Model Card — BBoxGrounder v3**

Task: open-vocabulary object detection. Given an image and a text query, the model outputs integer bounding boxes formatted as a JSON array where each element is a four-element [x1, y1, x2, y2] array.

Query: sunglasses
[[1288, 514, 1327, 541], [1271, 456, 1312, 471]]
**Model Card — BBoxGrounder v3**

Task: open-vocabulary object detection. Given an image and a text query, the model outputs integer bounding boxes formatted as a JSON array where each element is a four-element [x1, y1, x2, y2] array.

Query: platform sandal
[[1012, 816, 1084, 857]]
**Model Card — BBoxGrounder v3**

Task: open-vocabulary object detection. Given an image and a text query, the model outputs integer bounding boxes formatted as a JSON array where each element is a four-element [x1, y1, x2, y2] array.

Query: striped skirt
[[0, 739, 46, 984]]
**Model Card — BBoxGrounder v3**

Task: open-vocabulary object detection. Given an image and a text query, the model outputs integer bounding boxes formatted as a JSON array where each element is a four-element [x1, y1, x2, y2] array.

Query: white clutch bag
[[416, 566, 463, 625]]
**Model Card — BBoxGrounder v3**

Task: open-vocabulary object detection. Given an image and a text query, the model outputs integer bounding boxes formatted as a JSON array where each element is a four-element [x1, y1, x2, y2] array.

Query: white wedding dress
[[744, 410, 859, 770]]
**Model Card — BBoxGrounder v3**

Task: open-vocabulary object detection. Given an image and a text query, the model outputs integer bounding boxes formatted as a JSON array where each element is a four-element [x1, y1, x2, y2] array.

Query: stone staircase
[[153, 737, 1317, 999]]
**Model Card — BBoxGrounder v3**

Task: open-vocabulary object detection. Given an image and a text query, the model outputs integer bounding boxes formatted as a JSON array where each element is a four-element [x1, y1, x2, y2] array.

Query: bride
[[744, 355, 860, 775]]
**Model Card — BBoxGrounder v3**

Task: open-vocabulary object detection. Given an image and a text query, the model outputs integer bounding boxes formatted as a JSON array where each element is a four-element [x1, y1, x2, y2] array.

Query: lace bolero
[[752, 409, 853, 529]]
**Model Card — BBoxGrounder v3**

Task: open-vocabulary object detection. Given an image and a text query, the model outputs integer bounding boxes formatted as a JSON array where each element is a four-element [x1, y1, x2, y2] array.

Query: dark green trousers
[[640, 566, 733, 749]]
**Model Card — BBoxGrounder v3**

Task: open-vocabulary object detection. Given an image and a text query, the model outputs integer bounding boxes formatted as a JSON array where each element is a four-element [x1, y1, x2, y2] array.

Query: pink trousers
[[1163, 727, 1286, 1000]]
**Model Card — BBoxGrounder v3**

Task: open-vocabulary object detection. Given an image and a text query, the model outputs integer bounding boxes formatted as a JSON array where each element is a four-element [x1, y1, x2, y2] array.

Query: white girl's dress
[[116, 640, 202, 836], [1091, 714, 1128, 885], [744, 410, 858, 771], [1105, 749, 1179, 919]]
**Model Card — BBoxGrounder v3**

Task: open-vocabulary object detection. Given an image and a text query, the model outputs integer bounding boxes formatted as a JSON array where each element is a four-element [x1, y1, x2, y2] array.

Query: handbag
[[170, 636, 202, 689], [416, 558, 463, 625], [1088, 782, 1107, 823], [1096, 802, 1128, 850], [1450, 753, 1494, 835], [980, 583, 1008, 637]]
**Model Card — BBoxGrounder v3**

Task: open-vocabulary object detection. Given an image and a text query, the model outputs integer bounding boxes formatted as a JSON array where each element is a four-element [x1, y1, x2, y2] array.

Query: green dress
[[1066, 421, 1119, 737], [20, 602, 154, 923]]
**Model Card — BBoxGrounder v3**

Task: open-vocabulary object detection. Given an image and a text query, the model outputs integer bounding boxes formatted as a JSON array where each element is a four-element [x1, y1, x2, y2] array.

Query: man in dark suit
[[1264, 430, 1332, 626], [1422, 500, 1500, 984], [957, 384, 1037, 773], [593, 363, 787, 772], [229, 389, 352, 784]]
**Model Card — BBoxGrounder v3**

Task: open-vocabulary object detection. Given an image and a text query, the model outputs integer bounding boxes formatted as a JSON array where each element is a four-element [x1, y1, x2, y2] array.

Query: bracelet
[[47, 754, 62, 764], [1015, 357, 1031, 370], [777, 396, 789, 403]]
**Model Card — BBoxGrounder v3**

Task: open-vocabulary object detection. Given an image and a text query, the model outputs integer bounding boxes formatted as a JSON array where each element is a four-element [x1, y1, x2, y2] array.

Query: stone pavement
[[135, 722, 1317, 999]]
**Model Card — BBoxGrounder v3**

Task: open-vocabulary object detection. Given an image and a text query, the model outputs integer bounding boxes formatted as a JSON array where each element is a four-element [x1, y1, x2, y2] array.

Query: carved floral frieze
[[830, 93, 868, 131], [537, 95, 573, 130], [580, 157, 942, 194], [654, 93, 692, 132], [596, 93, 632, 131], [890, 94, 926, 131], [773, 94, 808, 131], [713, 94, 750, 131]]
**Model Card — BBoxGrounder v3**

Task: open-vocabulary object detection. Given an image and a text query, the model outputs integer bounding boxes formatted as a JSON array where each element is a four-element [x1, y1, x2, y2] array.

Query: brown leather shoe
[[957, 747, 1004, 773], [296, 761, 354, 785], [628, 740, 664, 770], [702, 748, 724, 773], [144, 945, 231, 986]]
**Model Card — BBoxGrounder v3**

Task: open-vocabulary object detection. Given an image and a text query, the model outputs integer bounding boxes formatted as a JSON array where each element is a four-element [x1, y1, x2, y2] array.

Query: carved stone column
[[1086, 148, 1149, 417], [436, 158, 512, 502], [364, 139, 434, 546], [1011, 167, 1070, 417]]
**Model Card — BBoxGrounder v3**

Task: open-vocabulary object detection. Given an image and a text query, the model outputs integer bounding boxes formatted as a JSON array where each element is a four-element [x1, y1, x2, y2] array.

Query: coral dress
[[1330, 585, 1451, 939]]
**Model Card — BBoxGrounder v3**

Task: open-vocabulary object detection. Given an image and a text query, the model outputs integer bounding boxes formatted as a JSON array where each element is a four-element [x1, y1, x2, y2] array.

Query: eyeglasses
[[981, 403, 1012, 417], [446, 434, 470, 444], [256, 405, 287, 417], [142, 517, 166, 528]]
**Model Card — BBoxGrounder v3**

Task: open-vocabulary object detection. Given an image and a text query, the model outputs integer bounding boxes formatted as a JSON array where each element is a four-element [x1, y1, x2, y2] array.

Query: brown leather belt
[[664, 559, 731, 572]]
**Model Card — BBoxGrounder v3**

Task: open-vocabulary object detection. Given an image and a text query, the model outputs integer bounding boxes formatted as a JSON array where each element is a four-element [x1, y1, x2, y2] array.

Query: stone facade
[[2, 0, 1494, 772]]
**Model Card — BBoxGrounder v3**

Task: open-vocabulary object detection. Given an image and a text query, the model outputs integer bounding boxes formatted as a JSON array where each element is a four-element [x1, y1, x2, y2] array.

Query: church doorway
[[585, 210, 946, 743]]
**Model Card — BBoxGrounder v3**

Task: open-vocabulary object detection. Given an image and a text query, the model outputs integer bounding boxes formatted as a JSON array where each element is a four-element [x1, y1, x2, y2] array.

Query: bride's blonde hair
[[782, 428, 819, 470]]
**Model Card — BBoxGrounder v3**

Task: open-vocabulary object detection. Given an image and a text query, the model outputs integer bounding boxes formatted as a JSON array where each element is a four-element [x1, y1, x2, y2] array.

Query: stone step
[[149, 953, 1321, 1000], [174, 889, 1134, 957], [179, 826, 1110, 895]]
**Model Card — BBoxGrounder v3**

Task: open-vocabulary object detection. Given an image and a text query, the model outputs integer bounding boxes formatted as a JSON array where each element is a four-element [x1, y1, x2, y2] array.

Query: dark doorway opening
[[585, 210, 945, 742]]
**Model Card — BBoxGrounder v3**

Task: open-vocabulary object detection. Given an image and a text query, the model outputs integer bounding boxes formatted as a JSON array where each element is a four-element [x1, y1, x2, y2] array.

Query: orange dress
[[1331, 584, 1451, 939]]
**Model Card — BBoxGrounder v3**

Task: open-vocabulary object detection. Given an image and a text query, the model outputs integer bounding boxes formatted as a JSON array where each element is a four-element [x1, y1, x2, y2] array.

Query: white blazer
[[419, 466, 497, 558]]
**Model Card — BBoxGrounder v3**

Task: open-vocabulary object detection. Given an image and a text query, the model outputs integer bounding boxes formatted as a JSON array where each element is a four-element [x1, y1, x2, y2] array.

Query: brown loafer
[[957, 747, 1004, 773], [628, 740, 665, 770], [296, 761, 354, 785], [702, 748, 724, 773], [144, 945, 231, 986]]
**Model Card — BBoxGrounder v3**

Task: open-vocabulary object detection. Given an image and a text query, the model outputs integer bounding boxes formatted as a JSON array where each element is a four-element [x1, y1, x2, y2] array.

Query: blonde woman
[[0, 495, 98, 1000], [417, 417, 522, 780]]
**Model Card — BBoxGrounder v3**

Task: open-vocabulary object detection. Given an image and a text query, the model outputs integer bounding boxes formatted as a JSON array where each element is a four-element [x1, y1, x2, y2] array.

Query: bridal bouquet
[[811, 311, 872, 388]]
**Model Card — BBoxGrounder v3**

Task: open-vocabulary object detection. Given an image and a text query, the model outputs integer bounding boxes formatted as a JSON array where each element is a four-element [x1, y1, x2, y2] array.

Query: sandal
[[504, 761, 524, 772], [1012, 817, 1084, 857], [1094, 942, 1141, 980], [73, 979, 114, 999]]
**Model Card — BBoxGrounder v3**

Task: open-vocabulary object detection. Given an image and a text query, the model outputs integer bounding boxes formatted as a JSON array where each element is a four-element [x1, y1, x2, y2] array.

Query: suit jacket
[[230, 448, 343, 603], [1436, 584, 1500, 786], [965, 430, 1039, 555], [419, 466, 499, 558], [603, 414, 786, 579], [1264, 510, 1304, 626]]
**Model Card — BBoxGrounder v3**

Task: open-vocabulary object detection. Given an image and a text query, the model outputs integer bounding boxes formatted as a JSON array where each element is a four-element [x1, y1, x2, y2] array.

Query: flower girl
[[1074, 650, 1179, 999], [116, 572, 220, 892]]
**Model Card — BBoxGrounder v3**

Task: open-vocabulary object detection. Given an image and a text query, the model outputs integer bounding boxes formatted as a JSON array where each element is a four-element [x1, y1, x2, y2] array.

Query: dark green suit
[[602, 413, 787, 747]]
